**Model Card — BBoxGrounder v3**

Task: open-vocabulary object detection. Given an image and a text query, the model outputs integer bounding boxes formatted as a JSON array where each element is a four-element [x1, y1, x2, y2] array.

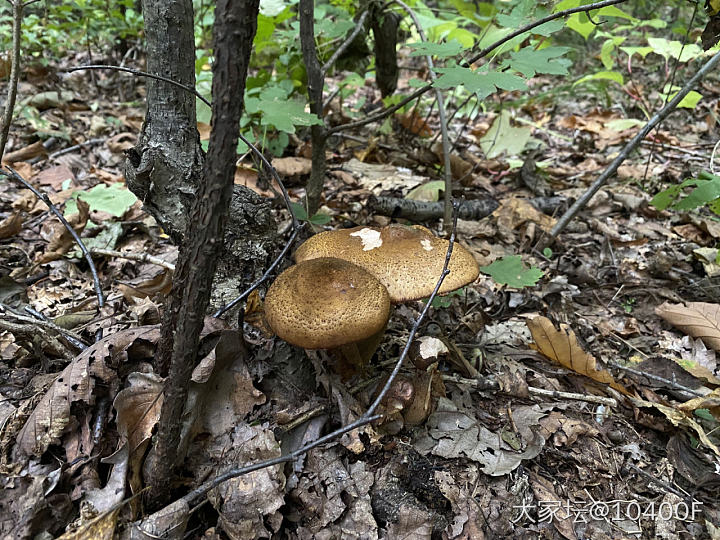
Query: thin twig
[[1, 166, 105, 311], [90, 247, 176, 271], [66, 65, 299, 230], [0, 0, 28, 161], [327, 0, 629, 137], [442, 374, 618, 406], [213, 226, 302, 317], [611, 363, 703, 398], [550, 50, 720, 240], [395, 0, 454, 227], [182, 201, 461, 505], [49, 138, 106, 159], [0, 302, 88, 350], [641, 3, 698, 183], [321, 9, 369, 75], [466, 0, 629, 65]]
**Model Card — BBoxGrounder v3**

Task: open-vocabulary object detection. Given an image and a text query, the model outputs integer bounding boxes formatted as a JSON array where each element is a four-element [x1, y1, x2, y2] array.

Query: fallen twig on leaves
[[369, 194, 498, 221], [396, 0, 454, 227], [550, 49, 720, 240], [0, 166, 105, 338]]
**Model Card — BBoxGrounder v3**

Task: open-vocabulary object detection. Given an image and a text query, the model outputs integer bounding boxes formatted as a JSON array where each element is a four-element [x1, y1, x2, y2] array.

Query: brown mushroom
[[264, 257, 391, 366], [294, 224, 479, 302]]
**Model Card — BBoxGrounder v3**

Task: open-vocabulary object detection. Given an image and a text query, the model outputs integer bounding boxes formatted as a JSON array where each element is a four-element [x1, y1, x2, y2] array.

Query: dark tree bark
[[299, 0, 327, 215], [127, 0, 274, 311], [147, 0, 261, 504], [126, 0, 203, 244], [371, 5, 400, 98]]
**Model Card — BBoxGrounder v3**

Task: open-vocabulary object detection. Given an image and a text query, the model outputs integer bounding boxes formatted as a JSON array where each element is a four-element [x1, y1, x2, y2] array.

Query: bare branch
[[550, 50, 720, 239]]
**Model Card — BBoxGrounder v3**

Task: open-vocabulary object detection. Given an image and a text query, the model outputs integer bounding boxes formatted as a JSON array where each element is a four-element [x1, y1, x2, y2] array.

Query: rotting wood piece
[[368, 195, 498, 222]]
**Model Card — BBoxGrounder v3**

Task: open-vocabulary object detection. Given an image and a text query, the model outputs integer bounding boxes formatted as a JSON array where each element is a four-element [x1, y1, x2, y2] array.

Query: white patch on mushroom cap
[[421, 239, 433, 251], [350, 228, 383, 251], [418, 336, 448, 359]]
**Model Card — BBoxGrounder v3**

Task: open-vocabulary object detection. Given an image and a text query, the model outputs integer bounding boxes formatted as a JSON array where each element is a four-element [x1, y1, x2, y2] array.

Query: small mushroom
[[294, 224, 479, 302], [264, 257, 391, 366]]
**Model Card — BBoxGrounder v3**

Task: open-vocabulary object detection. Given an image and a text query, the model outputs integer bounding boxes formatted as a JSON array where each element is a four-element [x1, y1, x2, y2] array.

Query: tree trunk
[[127, 0, 275, 311], [147, 0, 262, 505], [126, 0, 203, 245], [299, 0, 327, 215]]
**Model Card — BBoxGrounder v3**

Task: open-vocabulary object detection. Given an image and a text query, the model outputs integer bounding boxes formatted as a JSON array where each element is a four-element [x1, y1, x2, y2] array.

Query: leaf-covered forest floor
[[2, 46, 720, 540]]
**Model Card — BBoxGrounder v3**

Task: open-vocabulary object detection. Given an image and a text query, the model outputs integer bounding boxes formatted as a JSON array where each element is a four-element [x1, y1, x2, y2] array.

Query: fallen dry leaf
[[272, 156, 312, 177], [527, 316, 630, 396], [496, 197, 556, 232], [656, 302, 720, 352], [32, 165, 75, 191], [105, 132, 136, 153], [36, 197, 90, 263], [678, 387, 720, 421], [113, 372, 164, 453], [3, 141, 47, 163], [632, 397, 720, 457], [0, 211, 23, 239], [13, 326, 159, 459]]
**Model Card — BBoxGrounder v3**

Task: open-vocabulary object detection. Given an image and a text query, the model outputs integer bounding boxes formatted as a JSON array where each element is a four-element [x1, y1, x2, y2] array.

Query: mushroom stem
[[355, 327, 386, 363]]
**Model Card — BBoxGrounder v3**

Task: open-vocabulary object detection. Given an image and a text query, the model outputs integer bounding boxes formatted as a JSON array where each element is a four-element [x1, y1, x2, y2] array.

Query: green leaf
[[647, 37, 703, 62], [619, 46, 654, 60], [674, 178, 720, 210], [650, 179, 697, 210], [408, 40, 465, 58], [479, 256, 544, 288], [565, 13, 596, 39], [309, 212, 332, 225], [673, 90, 703, 109], [425, 288, 464, 308], [574, 70, 624, 86], [446, 28, 477, 48], [68, 222, 123, 258], [532, 19, 566, 37], [246, 95, 322, 134], [606, 119, 644, 131], [66, 183, 137, 218], [289, 201, 308, 221], [479, 110, 531, 159], [503, 46, 571, 78], [434, 65, 526, 100]]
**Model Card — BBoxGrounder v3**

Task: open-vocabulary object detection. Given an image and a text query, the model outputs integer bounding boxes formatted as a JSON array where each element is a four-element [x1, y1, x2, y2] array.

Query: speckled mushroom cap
[[264, 257, 391, 349], [294, 224, 479, 303]]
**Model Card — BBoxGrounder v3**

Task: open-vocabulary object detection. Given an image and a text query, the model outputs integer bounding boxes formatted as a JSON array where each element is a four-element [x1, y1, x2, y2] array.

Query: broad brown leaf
[[656, 301, 720, 352], [527, 316, 630, 396]]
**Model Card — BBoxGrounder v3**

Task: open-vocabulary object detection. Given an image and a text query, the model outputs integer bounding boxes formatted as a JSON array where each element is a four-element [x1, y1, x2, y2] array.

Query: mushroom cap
[[264, 257, 391, 349], [294, 224, 479, 302]]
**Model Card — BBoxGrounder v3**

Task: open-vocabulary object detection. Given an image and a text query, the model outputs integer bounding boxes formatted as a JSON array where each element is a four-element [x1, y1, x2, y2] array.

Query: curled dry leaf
[[678, 387, 720, 421], [632, 398, 720, 458], [0, 211, 23, 239], [13, 326, 159, 459], [113, 372, 164, 453], [656, 301, 720, 352], [527, 316, 630, 396]]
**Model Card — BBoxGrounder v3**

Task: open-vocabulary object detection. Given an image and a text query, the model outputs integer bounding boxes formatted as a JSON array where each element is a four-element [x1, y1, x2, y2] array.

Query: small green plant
[[651, 171, 720, 215], [621, 297, 636, 313], [289, 201, 331, 226], [479, 255, 544, 288]]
